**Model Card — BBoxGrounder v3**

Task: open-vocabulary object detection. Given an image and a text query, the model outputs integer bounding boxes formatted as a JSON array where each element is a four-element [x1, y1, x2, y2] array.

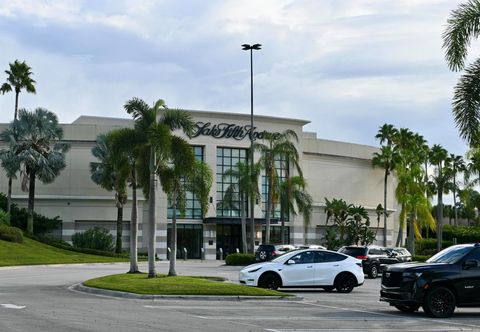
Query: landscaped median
[[82, 273, 289, 298]]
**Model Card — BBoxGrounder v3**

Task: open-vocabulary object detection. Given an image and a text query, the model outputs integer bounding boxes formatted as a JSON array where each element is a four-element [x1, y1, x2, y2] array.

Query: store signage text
[[192, 121, 269, 141]]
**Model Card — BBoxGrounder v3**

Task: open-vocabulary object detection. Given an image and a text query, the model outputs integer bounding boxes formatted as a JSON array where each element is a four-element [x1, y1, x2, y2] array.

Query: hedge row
[[225, 253, 255, 266], [443, 225, 480, 243]]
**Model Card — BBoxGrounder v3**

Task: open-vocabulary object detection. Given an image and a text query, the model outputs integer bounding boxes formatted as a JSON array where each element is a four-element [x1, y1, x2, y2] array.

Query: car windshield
[[426, 245, 472, 264]]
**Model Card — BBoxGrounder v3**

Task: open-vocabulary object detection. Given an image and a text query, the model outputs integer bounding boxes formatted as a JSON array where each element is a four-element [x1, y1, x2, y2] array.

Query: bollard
[[167, 247, 171, 261], [183, 247, 188, 261], [219, 248, 223, 261], [236, 248, 240, 253], [201, 248, 205, 261]]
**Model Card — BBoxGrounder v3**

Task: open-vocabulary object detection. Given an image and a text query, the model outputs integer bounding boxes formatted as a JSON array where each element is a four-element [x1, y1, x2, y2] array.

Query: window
[[167, 146, 204, 219], [216, 147, 248, 217], [262, 154, 288, 220], [290, 251, 315, 264]]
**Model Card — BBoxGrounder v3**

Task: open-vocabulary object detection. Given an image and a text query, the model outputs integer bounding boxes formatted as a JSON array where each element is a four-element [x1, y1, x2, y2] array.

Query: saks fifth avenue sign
[[192, 121, 270, 141]]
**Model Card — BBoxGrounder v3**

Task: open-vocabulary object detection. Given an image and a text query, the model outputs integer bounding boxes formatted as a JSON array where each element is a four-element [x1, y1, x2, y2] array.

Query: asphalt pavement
[[1, 260, 479, 332]]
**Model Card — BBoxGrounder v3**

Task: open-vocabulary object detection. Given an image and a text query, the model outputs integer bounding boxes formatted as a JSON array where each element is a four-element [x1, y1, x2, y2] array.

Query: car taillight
[[356, 255, 368, 260], [272, 251, 278, 256]]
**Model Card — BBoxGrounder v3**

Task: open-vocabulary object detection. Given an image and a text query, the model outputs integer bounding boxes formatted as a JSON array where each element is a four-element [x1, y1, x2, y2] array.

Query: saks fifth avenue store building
[[0, 110, 398, 260]]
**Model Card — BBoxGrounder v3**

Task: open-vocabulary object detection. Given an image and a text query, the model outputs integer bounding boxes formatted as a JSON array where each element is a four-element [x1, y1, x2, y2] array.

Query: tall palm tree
[[108, 127, 144, 273], [0, 60, 37, 215], [159, 142, 213, 276], [443, 1, 480, 145], [372, 144, 397, 246], [90, 133, 129, 253], [429, 144, 451, 251], [125, 97, 195, 278], [1, 60, 37, 120], [279, 175, 312, 244], [221, 161, 261, 253], [0, 108, 69, 234], [255, 130, 301, 244], [447, 154, 466, 226], [0, 150, 20, 214]]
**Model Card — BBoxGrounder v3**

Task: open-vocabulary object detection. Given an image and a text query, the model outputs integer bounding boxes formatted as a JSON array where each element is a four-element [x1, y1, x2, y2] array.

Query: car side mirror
[[286, 259, 296, 265], [464, 259, 479, 269]]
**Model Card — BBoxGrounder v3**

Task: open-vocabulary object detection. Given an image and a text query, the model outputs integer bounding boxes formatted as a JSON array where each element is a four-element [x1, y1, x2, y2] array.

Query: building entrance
[[216, 224, 242, 257]]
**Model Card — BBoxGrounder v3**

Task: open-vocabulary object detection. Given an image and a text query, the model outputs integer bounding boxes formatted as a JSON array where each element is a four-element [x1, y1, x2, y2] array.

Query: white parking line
[[297, 301, 480, 330], [1, 304, 25, 309], [265, 329, 463, 332]]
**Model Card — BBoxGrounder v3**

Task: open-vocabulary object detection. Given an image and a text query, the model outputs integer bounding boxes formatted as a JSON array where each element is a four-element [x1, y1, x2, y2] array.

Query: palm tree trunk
[[249, 195, 255, 253], [437, 192, 443, 252], [7, 177, 12, 215], [240, 192, 247, 253], [14, 91, 19, 120], [168, 189, 177, 276], [453, 174, 458, 227], [129, 168, 139, 273], [115, 205, 123, 254], [409, 210, 415, 256], [27, 170, 35, 235], [265, 171, 272, 244], [395, 203, 405, 247], [383, 170, 388, 246], [147, 148, 156, 278]]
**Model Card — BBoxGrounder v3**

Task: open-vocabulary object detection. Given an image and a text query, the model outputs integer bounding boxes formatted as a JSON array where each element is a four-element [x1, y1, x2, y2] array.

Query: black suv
[[338, 245, 398, 278], [380, 243, 480, 318], [255, 244, 294, 262]]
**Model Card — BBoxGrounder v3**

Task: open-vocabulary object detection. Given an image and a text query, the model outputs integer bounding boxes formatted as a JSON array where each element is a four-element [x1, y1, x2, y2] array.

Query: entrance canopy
[[203, 217, 279, 225]]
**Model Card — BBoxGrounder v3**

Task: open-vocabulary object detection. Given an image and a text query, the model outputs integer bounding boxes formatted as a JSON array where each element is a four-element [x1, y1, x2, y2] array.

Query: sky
[[0, 0, 475, 156]]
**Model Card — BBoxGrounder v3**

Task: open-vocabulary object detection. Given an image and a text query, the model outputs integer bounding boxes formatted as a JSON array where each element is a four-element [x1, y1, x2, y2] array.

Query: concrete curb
[[70, 283, 302, 301]]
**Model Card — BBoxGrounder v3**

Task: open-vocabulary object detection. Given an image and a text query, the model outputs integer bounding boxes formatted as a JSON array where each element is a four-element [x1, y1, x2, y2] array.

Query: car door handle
[[333, 264, 339, 267], [306, 266, 313, 268]]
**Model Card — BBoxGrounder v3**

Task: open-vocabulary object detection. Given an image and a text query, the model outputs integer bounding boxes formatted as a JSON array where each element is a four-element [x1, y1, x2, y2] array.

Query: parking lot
[[0, 261, 479, 331]]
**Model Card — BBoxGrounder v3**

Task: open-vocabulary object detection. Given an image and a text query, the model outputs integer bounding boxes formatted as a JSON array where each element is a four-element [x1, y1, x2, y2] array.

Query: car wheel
[[369, 265, 379, 279], [422, 286, 456, 318], [322, 286, 334, 292], [258, 273, 281, 290], [335, 273, 356, 293], [258, 250, 267, 261], [394, 305, 419, 313]]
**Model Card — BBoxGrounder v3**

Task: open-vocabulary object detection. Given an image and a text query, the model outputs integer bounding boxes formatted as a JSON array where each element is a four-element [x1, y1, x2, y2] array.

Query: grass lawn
[[0, 238, 127, 266], [84, 273, 288, 297]]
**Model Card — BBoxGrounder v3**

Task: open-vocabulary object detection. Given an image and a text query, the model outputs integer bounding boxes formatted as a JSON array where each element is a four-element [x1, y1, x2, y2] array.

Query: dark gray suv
[[338, 245, 399, 278]]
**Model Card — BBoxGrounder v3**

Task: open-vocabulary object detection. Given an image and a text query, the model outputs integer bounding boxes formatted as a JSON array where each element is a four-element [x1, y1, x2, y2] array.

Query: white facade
[[0, 110, 399, 259]]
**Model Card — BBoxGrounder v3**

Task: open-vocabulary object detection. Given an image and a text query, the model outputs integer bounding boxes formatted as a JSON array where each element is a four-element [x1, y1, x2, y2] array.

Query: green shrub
[[225, 253, 255, 266], [0, 209, 10, 226], [443, 225, 480, 243], [415, 238, 453, 256], [72, 227, 114, 252], [0, 193, 61, 235], [0, 224, 23, 243]]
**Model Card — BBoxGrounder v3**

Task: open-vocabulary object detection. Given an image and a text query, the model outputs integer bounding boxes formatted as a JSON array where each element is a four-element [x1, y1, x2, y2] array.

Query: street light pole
[[242, 43, 261, 253]]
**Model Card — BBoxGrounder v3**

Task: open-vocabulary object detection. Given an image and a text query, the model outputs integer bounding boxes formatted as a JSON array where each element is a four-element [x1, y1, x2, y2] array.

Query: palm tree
[[447, 154, 466, 226], [221, 161, 261, 253], [0, 150, 20, 215], [443, 1, 480, 145], [1, 60, 37, 120], [256, 130, 301, 244], [108, 127, 144, 273], [324, 197, 350, 244], [159, 142, 213, 276], [429, 144, 451, 251], [279, 175, 312, 244], [125, 97, 195, 278], [0, 60, 37, 215], [372, 144, 397, 246], [90, 133, 129, 253], [0, 108, 69, 234]]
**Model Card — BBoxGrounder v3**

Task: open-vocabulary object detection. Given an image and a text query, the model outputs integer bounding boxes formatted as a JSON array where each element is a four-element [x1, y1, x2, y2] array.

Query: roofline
[[71, 109, 310, 126]]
